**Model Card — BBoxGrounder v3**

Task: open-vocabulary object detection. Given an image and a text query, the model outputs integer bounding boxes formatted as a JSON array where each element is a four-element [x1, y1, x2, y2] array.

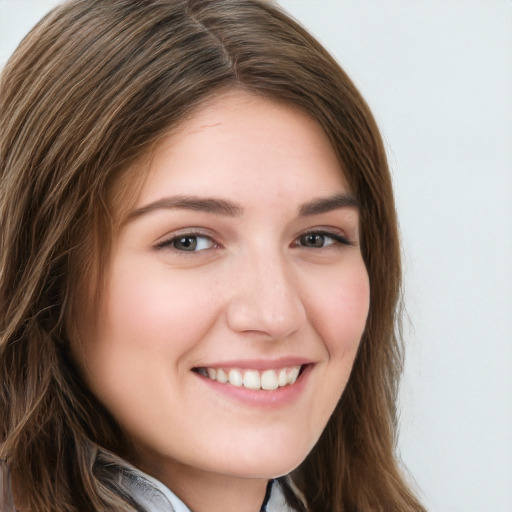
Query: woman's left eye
[[296, 231, 351, 248], [157, 234, 215, 252]]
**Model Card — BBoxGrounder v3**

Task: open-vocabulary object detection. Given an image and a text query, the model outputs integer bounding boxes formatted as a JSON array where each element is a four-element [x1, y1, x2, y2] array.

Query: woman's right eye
[[156, 234, 215, 252]]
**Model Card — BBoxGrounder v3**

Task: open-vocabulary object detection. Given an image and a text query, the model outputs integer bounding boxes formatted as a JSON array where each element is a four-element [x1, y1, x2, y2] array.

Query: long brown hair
[[0, 1, 425, 510]]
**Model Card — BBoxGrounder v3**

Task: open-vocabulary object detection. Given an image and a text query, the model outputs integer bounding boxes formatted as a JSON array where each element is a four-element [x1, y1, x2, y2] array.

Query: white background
[[1, 1, 511, 511]]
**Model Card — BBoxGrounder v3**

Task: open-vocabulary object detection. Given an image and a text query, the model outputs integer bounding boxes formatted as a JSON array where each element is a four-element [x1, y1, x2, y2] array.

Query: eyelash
[[296, 230, 352, 249], [155, 231, 216, 252], [154, 229, 352, 253]]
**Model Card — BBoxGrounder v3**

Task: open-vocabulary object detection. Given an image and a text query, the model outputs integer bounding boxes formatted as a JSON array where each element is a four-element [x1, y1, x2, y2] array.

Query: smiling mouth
[[193, 365, 304, 391]]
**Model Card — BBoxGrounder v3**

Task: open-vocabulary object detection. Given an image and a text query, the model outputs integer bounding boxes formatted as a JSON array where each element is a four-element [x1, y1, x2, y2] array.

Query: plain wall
[[1, 1, 511, 511]]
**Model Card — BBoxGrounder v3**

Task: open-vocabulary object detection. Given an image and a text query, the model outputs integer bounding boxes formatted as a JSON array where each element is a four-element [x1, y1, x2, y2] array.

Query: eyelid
[[295, 229, 353, 248], [152, 226, 354, 253], [154, 229, 219, 252]]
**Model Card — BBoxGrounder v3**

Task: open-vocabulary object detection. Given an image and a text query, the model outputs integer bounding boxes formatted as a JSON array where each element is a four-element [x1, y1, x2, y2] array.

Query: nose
[[225, 249, 306, 340]]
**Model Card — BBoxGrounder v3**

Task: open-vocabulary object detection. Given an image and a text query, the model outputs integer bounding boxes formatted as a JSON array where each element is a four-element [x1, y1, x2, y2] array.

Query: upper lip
[[193, 357, 314, 371]]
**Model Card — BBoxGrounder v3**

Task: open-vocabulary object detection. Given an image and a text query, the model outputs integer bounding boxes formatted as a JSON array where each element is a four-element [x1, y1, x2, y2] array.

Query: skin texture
[[71, 90, 370, 512]]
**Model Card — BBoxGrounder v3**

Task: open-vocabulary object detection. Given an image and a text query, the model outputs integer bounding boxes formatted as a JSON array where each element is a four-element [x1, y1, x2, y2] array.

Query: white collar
[[119, 463, 298, 512]]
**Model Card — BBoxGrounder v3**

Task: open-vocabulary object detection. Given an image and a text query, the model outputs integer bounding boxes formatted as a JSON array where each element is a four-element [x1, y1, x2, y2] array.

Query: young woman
[[0, 1, 426, 511]]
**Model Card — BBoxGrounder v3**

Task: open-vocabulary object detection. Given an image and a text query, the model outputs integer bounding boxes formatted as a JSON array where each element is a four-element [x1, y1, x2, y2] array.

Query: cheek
[[298, 260, 369, 444], [73, 265, 222, 433], [311, 262, 370, 356], [103, 263, 219, 357]]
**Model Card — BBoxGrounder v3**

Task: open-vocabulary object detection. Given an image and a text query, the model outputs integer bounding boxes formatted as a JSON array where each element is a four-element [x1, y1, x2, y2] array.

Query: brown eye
[[173, 236, 198, 251], [296, 231, 351, 249], [156, 234, 215, 252], [300, 233, 328, 248]]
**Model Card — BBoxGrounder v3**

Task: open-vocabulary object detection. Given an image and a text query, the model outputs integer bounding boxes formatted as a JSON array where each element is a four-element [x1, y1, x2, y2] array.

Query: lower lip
[[194, 365, 313, 408]]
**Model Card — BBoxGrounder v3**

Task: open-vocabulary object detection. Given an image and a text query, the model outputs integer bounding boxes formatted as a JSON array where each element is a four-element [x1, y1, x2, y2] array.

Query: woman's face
[[72, 90, 369, 489]]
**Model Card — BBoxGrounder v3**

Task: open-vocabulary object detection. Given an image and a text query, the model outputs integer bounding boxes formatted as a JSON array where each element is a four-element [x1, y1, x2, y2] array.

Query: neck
[[138, 457, 270, 512]]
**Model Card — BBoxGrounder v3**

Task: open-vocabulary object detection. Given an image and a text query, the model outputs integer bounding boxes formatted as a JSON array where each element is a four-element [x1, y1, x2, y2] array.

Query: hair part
[[0, 1, 424, 510]]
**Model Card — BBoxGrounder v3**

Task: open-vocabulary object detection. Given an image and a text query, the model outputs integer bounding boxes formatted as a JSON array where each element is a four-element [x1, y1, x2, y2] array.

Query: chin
[[212, 439, 313, 479]]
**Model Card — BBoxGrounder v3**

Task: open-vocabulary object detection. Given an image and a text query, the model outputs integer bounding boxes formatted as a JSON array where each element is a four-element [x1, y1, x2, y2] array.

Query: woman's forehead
[[133, 90, 349, 209]]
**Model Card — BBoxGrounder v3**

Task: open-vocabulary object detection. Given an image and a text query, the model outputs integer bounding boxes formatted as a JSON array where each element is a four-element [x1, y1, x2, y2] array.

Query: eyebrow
[[126, 192, 358, 223], [126, 195, 244, 222], [298, 193, 359, 216]]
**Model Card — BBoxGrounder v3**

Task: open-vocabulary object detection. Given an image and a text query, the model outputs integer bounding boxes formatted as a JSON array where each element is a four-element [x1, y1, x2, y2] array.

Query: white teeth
[[198, 365, 302, 390], [278, 368, 287, 387], [216, 368, 228, 383], [228, 369, 243, 387], [261, 369, 279, 390], [243, 370, 261, 390], [288, 366, 300, 385]]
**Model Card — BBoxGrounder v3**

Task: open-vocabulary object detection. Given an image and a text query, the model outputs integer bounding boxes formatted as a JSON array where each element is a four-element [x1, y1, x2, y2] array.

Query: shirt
[[120, 462, 299, 512], [0, 457, 303, 512]]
